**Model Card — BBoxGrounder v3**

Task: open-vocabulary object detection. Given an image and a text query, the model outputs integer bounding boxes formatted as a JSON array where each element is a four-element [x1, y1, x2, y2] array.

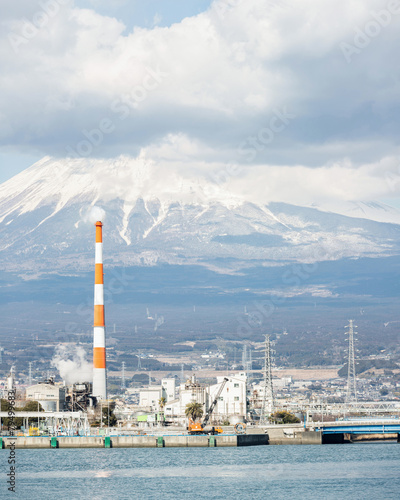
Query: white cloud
[[228, 157, 400, 205], [0, 0, 400, 205], [2, 145, 400, 216]]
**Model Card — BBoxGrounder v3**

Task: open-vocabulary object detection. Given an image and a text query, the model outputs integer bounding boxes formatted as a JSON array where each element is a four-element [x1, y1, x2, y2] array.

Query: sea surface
[[1, 441, 399, 499]]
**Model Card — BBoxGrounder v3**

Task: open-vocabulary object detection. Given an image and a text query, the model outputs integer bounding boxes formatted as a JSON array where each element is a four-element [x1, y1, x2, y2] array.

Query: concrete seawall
[[266, 429, 322, 445], [3, 428, 396, 449], [350, 433, 398, 442], [0, 431, 330, 449], [0, 434, 268, 449], [322, 432, 400, 444]]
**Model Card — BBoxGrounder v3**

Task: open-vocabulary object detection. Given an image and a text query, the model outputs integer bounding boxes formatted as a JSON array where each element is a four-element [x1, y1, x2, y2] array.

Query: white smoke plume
[[51, 345, 92, 385], [80, 205, 106, 225]]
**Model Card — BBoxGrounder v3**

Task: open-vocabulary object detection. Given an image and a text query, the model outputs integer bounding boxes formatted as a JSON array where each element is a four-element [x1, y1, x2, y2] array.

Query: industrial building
[[207, 374, 247, 419], [25, 381, 66, 412], [163, 374, 247, 422], [139, 386, 164, 411], [139, 378, 176, 411], [65, 382, 94, 412], [161, 378, 176, 402], [163, 375, 206, 417]]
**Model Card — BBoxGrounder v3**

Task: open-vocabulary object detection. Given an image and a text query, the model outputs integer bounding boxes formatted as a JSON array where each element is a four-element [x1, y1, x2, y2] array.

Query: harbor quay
[[1, 422, 399, 448], [0, 433, 268, 449], [0, 427, 325, 449]]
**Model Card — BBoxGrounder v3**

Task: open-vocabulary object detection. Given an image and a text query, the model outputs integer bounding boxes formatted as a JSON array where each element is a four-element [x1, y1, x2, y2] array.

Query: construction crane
[[188, 377, 228, 435]]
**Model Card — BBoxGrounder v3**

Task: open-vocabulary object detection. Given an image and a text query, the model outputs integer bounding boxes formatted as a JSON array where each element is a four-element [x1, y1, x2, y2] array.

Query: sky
[[1, 0, 400, 208]]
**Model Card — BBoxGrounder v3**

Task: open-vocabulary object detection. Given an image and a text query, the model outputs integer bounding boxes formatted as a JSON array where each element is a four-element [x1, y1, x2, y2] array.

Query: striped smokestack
[[93, 221, 107, 399]]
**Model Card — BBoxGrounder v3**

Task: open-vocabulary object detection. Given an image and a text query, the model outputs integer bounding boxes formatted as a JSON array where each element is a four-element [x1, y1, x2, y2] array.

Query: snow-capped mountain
[[1, 156, 400, 274], [309, 200, 400, 225]]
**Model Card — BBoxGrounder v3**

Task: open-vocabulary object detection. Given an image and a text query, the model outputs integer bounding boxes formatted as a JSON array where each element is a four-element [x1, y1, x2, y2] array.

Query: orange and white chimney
[[93, 221, 107, 399]]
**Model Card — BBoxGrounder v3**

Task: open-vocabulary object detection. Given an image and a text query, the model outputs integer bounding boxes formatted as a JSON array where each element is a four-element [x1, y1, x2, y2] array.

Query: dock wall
[[0, 434, 269, 449], [264, 427, 322, 445]]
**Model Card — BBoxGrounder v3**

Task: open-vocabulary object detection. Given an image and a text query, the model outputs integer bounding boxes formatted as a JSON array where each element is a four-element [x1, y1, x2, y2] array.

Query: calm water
[[1, 441, 399, 499]]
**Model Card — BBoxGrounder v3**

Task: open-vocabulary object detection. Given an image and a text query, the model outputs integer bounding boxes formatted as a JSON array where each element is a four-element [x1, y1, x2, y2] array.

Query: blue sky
[[1, 0, 400, 209], [76, 0, 214, 30], [0, 0, 214, 183]]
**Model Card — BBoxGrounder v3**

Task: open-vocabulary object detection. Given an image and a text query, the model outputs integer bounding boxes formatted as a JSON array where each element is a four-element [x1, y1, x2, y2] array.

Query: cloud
[[0, 0, 400, 204], [2, 147, 400, 217], [227, 156, 400, 206]]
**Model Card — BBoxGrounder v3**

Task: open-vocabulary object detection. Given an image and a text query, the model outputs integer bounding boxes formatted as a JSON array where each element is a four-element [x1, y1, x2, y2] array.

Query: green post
[[104, 436, 111, 448], [209, 436, 216, 447], [50, 437, 58, 448], [157, 436, 164, 448], [0, 437, 3, 449]]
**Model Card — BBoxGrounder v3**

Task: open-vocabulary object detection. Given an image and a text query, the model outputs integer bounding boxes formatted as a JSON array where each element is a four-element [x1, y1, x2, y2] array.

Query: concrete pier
[[266, 428, 322, 445], [0, 434, 269, 449], [2, 430, 395, 448]]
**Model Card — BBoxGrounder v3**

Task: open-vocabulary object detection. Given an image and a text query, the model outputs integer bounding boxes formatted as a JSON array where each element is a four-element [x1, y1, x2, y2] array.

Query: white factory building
[[163, 375, 207, 417], [25, 383, 66, 412], [206, 374, 247, 419], [163, 373, 247, 421], [161, 378, 176, 402], [139, 378, 176, 411]]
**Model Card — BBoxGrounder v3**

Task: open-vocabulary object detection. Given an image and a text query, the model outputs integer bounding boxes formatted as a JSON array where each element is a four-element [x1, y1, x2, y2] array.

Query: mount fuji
[[1, 155, 400, 276]]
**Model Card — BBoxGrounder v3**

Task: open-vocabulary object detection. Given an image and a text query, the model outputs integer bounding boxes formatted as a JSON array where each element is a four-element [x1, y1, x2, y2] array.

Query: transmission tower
[[345, 319, 357, 403], [137, 351, 142, 371], [259, 335, 275, 425], [121, 361, 126, 391]]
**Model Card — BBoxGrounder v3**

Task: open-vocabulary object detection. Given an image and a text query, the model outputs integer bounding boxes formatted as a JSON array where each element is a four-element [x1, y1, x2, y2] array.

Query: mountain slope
[[1, 156, 400, 274]]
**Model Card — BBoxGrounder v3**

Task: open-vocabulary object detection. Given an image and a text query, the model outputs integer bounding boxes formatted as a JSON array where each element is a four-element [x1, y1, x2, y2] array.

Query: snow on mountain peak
[[310, 200, 400, 225], [0, 155, 245, 224], [1, 155, 400, 274]]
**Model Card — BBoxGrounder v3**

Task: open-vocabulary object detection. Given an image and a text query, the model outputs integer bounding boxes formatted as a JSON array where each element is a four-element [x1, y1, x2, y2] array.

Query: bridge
[[311, 419, 400, 435], [300, 401, 400, 417]]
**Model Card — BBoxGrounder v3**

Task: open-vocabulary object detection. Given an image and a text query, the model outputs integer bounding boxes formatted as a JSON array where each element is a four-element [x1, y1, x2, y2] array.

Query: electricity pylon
[[259, 335, 275, 424], [345, 320, 357, 403]]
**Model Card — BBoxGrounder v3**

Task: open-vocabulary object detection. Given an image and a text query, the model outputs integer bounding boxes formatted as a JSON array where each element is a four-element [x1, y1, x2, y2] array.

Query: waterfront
[[1, 441, 399, 499]]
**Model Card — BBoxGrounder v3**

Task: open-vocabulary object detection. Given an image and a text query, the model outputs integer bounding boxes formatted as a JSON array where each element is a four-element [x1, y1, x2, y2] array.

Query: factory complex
[[1, 221, 400, 444], [0, 222, 260, 436]]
